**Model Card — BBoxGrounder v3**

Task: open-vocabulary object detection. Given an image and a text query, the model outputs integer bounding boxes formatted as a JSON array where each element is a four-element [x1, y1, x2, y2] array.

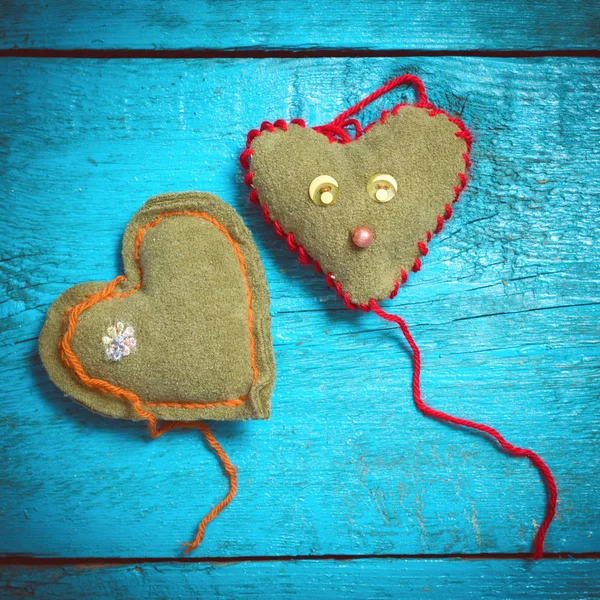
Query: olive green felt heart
[[39, 192, 275, 422], [243, 97, 470, 307], [238, 77, 557, 560]]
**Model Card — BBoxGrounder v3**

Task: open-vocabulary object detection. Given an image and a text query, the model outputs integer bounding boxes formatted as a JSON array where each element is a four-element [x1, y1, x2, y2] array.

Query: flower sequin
[[102, 322, 136, 361]]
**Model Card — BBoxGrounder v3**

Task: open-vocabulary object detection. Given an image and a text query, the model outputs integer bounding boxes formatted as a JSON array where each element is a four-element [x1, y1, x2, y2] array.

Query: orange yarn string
[[149, 420, 238, 555], [57, 210, 261, 551]]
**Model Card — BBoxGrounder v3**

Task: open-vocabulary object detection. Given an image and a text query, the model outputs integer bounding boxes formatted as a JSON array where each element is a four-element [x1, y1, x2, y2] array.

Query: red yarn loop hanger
[[315, 74, 430, 143], [331, 73, 429, 127]]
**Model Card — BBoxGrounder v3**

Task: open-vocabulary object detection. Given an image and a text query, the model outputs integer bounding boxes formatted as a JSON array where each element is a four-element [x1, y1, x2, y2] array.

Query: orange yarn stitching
[[59, 210, 259, 409], [144, 397, 248, 408], [57, 210, 259, 553]]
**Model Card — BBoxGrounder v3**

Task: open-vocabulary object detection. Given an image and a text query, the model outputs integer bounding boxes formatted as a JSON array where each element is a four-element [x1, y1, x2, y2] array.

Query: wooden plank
[[0, 57, 598, 558], [1, 559, 599, 599], [1, 0, 599, 52]]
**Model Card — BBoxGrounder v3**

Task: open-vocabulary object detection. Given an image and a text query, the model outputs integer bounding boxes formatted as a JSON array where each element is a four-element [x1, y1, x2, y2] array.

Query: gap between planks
[[1, 552, 599, 567], [1, 49, 599, 59]]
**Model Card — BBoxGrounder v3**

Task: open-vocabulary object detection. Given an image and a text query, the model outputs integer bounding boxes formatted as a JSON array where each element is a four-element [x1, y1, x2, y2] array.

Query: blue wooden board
[[1, 559, 599, 600], [1, 0, 600, 594], [1, 0, 599, 52], [1, 57, 599, 564]]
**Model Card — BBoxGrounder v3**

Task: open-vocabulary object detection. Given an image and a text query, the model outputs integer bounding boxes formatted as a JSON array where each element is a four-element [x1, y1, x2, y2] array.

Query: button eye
[[309, 175, 339, 206], [367, 174, 398, 203]]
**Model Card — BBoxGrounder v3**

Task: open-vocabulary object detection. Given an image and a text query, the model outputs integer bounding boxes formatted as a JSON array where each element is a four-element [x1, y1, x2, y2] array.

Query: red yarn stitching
[[411, 257, 422, 273], [391, 103, 407, 116], [241, 76, 558, 555], [368, 300, 557, 559], [434, 216, 445, 235], [331, 74, 429, 125], [240, 75, 472, 309], [239, 148, 254, 170], [246, 130, 261, 145], [241, 76, 471, 305], [249, 189, 260, 206], [260, 121, 275, 133]]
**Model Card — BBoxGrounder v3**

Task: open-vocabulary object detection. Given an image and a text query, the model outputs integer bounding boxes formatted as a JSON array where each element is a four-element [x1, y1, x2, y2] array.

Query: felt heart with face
[[241, 75, 472, 308], [239, 77, 558, 560], [39, 192, 275, 422]]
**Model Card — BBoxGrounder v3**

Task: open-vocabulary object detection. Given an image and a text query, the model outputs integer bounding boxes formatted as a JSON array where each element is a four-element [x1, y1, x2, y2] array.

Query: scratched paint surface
[[1, 0, 599, 51], [1, 58, 599, 565], [1, 559, 600, 599]]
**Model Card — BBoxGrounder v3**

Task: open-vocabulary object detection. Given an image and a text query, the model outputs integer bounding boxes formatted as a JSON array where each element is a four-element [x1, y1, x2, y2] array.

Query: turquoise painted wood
[[1, 58, 599, 562], [1, 0, 599, 51], [1, 559, 599, 599]]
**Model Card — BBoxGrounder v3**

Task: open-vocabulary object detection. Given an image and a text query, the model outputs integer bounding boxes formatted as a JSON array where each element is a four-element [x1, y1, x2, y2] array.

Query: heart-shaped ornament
[[40, 191, 275, 422], [240, 76, 557, 559], [241, 74, 472, 308], [39, 191, 276, 553]]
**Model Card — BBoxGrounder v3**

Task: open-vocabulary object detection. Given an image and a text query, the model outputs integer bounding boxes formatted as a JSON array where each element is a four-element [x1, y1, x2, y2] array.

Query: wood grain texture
[[1, 0, 599, 52], [1, 559, 599, 600], [0, 57, 599, 559]]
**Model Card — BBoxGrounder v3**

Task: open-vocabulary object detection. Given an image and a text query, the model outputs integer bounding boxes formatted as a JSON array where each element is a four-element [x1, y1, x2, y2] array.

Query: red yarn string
[[368, 299, 557, 559], [315, 74, 429, 144], [241, 74, 556, 557], [331, 74, 429, 127]]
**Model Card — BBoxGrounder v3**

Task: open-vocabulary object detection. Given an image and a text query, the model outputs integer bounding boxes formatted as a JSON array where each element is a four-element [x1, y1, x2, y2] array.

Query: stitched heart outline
[[240, 76, 472, 310]]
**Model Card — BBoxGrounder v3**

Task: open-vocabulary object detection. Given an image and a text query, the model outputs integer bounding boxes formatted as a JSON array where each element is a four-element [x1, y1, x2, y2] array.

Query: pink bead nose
[[352, 226, 374, 248]]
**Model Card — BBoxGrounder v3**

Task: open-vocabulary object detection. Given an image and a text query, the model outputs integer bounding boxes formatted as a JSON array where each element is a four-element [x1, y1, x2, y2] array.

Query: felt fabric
[[249, 106, 468, 305], [39, 192, 275, 421]]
